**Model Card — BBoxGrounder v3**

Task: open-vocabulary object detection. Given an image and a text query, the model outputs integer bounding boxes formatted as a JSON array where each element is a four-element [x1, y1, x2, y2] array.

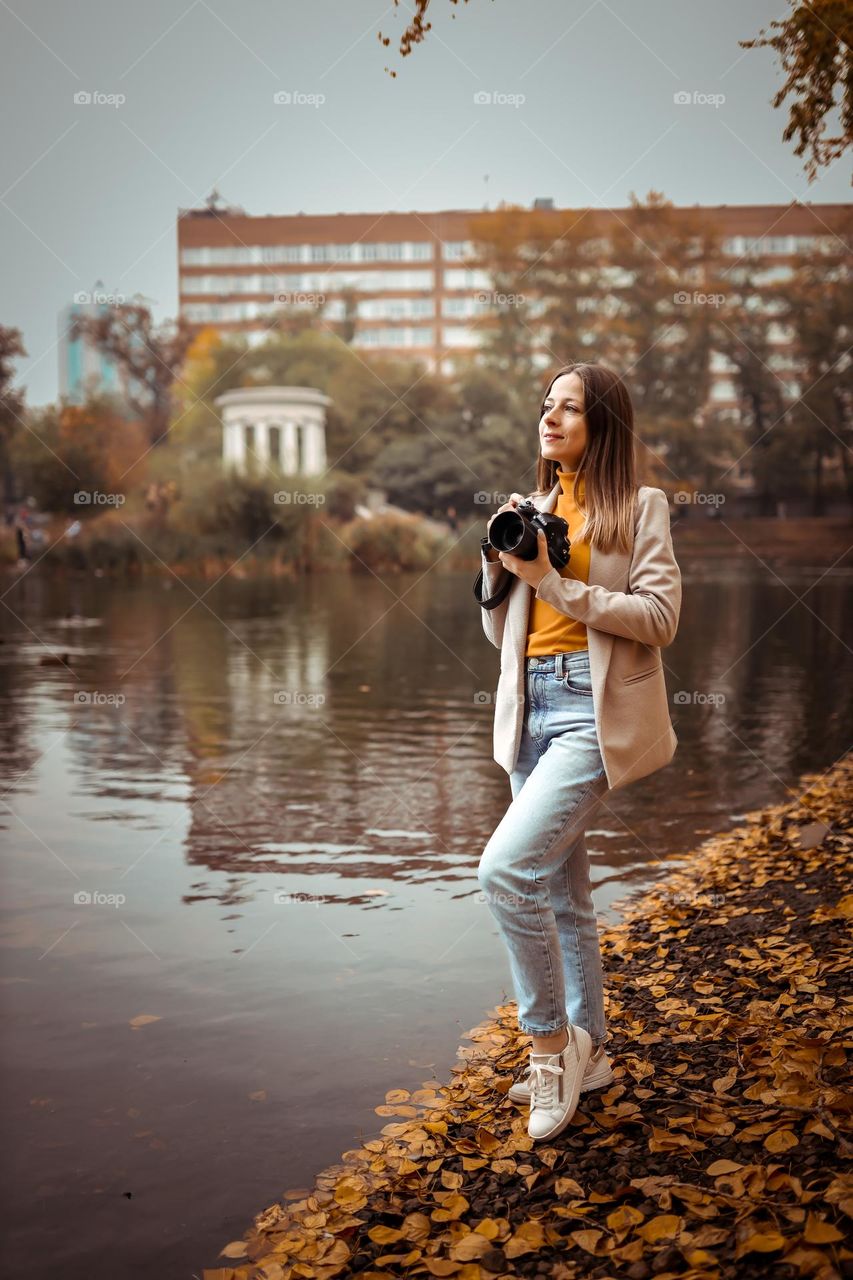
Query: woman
[[477, 361, 682, 1143]]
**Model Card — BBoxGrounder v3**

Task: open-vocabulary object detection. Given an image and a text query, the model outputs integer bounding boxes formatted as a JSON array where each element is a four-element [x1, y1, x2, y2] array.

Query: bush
[[340, 512, 450, 573]]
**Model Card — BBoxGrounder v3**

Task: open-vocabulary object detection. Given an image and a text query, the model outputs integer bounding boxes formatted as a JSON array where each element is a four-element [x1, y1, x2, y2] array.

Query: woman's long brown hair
[[531, 362, 638, 555]]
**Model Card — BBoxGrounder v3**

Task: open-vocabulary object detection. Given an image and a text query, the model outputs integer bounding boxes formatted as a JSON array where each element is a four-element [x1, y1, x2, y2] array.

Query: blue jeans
[[478, 649, 611, 1044]]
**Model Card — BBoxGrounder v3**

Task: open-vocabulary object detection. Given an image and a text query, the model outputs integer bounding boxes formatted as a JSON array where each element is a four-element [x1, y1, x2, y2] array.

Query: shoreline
[[3, 515, 852, 583], [202, 754, 852, 1280]]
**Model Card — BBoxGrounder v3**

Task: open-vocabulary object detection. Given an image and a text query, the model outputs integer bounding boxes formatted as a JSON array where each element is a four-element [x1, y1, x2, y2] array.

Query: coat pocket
[[622, 665, 659, 684]]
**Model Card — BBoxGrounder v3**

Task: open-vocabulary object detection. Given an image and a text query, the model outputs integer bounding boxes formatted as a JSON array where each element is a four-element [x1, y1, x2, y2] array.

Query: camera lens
[[489, 510, 538, 559]]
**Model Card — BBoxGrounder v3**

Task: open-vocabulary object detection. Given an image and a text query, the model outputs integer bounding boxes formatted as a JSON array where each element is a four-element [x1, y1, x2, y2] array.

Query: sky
[[1, 0, 850, 407]]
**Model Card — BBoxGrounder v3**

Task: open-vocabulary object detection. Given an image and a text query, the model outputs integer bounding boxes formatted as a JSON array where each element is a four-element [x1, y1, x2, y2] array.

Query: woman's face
[[539, 372, 589, 471]]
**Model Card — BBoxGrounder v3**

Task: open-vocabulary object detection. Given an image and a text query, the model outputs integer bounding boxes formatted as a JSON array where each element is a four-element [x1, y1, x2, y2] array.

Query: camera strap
[[473, 537, 514, 610]]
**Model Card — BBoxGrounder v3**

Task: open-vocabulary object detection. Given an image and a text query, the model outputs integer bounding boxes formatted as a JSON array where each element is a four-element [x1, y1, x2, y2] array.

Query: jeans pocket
[[562, 660, 594, 697]]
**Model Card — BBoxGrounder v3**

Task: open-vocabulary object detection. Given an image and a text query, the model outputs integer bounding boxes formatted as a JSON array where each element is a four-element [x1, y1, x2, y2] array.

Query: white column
[[303, 420, 326, 473], [226, 418, 247, 472], [281, 421, 299, 473], [222, 418, 235, 466], [255, 419, 270, 466]]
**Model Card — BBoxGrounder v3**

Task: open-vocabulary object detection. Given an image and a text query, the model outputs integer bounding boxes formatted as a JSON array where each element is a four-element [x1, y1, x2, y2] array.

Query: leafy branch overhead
[[740, 0, 853, 183], [376, 0, 852, 180]]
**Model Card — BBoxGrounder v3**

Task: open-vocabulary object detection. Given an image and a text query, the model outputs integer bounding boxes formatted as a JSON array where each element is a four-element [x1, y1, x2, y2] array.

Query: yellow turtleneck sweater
[[525, 469, 591, 657]]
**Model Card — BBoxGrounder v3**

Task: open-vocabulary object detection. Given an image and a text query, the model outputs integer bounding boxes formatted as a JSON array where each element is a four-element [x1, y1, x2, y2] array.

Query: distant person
[[446, 504, 458, 533], [15, 524, 29, 562], [477, 362, 681, 1143]]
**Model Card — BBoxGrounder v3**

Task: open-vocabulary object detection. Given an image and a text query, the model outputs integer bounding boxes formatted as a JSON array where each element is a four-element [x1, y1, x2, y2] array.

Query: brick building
[[177, 198, 848, 409]]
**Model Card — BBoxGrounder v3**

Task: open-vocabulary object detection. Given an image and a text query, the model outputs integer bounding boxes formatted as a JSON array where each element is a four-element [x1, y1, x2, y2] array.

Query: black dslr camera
[[484, 498, 571, 571]]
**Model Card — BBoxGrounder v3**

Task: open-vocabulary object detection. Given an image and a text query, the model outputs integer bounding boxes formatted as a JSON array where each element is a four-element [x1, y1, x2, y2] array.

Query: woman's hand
[[499, 529, 553, 590]]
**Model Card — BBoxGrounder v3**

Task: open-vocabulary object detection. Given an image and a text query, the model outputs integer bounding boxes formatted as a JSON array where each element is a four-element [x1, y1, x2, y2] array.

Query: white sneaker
[[526, 1023, 592, 1141], [508, 1041, 613, 1105]]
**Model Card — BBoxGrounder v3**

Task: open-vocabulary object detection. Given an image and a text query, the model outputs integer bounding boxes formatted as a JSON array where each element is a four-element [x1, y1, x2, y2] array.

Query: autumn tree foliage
[[12, 399, 148, 515], [740, 0, 853, 183], [68, 300, 196, 449]]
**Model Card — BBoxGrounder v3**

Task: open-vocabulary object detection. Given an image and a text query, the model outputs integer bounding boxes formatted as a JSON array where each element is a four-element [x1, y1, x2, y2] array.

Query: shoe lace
[[529, 1055, 564, 1108]]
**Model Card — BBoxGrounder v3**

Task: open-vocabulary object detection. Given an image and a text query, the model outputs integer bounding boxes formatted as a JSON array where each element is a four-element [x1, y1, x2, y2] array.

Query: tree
[[10, 398, 148, 515], [68, 299, 196, 448], [0, 325, 27, 506], [740, 0, 853, 183], [379, 0, 480, 76], [510, 208, 611, 378], [465, 206, 539, 390], [780, 211, 853, 512], [713, 258, 792, 516], [598, 193, 722, 480]]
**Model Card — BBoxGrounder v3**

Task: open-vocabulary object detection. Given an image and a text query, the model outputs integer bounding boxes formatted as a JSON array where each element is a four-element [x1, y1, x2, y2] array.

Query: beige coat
[[480, 482, 681, 792]]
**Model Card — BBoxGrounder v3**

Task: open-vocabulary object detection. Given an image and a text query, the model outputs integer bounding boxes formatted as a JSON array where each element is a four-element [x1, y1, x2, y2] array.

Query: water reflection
[[0, 559, 850, 1279]]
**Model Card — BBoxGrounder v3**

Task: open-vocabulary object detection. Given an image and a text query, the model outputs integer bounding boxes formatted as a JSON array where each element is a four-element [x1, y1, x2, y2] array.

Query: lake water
[[1, 558, 850, 1278]]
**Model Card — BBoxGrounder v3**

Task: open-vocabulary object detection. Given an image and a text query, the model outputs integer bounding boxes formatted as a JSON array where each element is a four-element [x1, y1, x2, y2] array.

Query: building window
[[358, 297, 434, 319], [443, 240, 474, 261], [352, 327, 434, 348], [443, 268, 492, 290], [442, 326, 478, 347]]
